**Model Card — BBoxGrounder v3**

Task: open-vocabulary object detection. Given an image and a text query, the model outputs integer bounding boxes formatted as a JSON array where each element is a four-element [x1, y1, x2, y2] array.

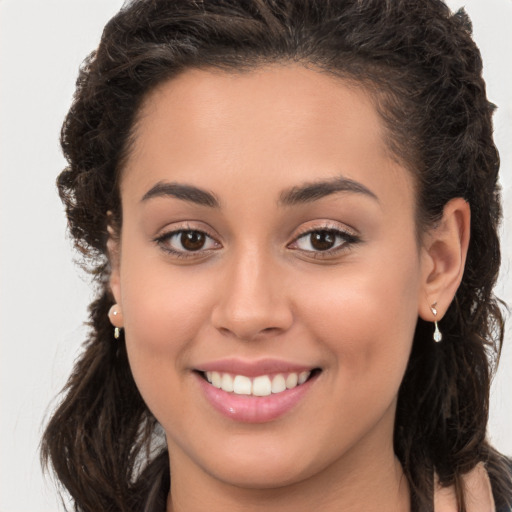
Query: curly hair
[[41, 1, 511, 511]]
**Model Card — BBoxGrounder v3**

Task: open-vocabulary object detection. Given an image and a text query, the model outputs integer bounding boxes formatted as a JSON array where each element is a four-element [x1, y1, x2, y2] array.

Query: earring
[[430, 302, 442, 343], [108, 304, 123, 340], [109, 304, 120, 318]]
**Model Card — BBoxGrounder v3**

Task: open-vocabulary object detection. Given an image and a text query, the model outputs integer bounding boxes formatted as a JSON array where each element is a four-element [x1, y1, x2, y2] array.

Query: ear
[[418, 197, 471, 321]]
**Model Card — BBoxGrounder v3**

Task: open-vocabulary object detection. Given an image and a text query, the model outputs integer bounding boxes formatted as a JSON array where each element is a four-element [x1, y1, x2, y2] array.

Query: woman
[[41, 0, 512, 510]]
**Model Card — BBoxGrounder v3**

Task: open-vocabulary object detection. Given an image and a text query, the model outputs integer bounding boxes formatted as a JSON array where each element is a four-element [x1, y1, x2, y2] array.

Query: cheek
[[117, 252, 216, 407], [298, 253, 421, 393], [291, 262, 421, 454], [119, 245, 213, 346]]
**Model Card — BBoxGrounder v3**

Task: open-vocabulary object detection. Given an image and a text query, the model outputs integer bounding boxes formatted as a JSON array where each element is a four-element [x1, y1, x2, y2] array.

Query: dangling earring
[[108, 304, 123, 340], [430, 302, 442, 343]]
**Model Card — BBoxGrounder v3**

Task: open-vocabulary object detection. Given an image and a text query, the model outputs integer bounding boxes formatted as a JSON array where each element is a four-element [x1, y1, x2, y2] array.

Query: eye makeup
[[153, 220, 362, 261]]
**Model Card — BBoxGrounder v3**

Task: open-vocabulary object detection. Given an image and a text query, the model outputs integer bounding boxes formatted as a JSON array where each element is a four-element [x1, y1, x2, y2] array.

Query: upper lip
[[194, 358, 318, 377]]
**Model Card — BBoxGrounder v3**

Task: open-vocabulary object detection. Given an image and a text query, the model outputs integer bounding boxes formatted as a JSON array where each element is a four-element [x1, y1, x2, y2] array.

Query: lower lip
[[196, 373, 318, 423]]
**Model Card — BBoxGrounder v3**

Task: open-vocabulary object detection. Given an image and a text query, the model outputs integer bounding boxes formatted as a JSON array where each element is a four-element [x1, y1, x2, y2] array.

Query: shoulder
[[493, 456, 512, 512], [496, 457, 512, 512], [435, 463, 495, 512]]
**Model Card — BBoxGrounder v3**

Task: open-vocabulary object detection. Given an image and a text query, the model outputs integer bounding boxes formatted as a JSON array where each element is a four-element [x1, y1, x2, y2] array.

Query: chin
[[191, 435, 326, 490], [209, 460, 312, 490]]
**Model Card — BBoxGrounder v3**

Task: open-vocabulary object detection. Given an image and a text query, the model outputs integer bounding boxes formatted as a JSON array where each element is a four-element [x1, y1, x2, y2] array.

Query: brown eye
[[181, 231, 206, 251], [309, 231, 336, 251], [291, 227, 359, 256], [156, 229, 220, 256]]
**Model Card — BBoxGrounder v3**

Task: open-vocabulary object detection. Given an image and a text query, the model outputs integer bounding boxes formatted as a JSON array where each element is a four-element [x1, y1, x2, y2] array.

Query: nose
[[211, 247, 293, 341]]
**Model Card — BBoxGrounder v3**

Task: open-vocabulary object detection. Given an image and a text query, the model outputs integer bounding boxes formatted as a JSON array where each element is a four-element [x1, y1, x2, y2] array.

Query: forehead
[[133, 64, 383, 160], [122, 64, 414, 211]]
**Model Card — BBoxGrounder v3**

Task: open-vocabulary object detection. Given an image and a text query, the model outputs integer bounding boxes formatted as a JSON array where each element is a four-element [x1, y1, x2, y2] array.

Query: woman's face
[[111, 65, 431, 489]]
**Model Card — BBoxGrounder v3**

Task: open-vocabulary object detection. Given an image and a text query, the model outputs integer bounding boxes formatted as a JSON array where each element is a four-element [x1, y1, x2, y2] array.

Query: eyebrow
[[141, 175, 378, 209], [278, 176, 378, 206], [141, 181, 220, 208]]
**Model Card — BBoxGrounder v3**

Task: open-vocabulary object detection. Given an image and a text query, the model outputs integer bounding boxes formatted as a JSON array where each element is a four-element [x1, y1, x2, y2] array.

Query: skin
[[108, 65, 470, 512]]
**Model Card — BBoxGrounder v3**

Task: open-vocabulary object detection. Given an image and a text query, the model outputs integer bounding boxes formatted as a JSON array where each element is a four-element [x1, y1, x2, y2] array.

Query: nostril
[[210, 290, 294, 341], [215, 325, 285, 342]]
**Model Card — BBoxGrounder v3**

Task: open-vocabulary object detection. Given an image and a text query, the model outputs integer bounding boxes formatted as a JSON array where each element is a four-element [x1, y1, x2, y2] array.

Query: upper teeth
[[205, 371, 311, 396]]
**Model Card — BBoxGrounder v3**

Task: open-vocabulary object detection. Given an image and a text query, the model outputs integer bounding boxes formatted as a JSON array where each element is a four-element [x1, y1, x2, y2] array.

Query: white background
[[0, 1, 510, 510]]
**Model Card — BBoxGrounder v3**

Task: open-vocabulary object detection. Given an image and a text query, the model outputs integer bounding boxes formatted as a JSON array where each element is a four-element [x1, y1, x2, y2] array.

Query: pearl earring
[[108, 304, 123, 340], [430, 302, 442, 343]]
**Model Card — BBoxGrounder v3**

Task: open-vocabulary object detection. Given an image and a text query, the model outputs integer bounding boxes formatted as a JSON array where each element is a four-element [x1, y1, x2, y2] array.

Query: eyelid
[[292, 221, 359, 240]]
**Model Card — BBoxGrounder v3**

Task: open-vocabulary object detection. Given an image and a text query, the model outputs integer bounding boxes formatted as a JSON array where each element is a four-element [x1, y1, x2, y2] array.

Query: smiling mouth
[[197, 369, 321, 397]]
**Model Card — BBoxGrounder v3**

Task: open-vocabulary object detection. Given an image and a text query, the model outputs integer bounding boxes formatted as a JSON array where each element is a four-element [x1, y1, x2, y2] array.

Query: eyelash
[[154, 223, 360, 260]]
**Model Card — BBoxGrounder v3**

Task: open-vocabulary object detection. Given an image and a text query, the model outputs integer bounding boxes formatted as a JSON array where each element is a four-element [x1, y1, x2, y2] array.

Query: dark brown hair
[[41, 1, 511, 511]]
